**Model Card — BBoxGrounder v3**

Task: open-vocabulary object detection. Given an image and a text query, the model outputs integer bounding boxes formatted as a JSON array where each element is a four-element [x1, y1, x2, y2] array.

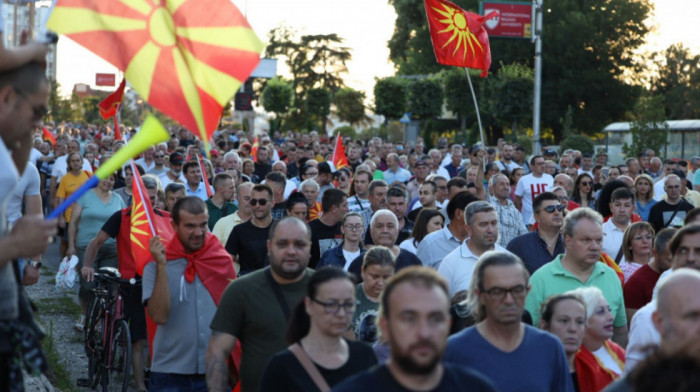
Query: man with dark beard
[[333, 267, 497, 392], [206, 217, 314, 392]]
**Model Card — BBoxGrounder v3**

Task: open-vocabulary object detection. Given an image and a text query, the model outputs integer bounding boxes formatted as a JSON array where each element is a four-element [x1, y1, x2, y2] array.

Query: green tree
[[332, 125, 358, 140], [560, 135, 594, 155], [261, 77, 294, 131], [442, 69, 472, 135], [305, 88, 332, 133], [388, 0, 652, 138], [333, 87, 369, 126], [407, 77, 443, 119], [486, 63, 533, 138], [373, 77, 408, 122], [622, 95, 668, 158], [650, 43, 700, 119], [81, 96, 102, 125]]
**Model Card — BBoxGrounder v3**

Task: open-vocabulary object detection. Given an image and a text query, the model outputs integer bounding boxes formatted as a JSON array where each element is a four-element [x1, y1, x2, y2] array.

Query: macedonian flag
[[47, 0, 263, 142], [130, 161, 157, 275], [424, 0, 497, 76], [331, 134, 349, 171]]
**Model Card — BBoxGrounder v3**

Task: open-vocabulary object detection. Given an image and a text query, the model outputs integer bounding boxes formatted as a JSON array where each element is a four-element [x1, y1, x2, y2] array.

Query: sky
[[54, 0, 700, 98]]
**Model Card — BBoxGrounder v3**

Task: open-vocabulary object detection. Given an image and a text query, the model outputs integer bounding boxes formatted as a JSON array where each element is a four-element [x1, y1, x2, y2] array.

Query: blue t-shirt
[[76, 189, 125, 247], [332, 363, 497, 392], [445, 325, 574, 392]]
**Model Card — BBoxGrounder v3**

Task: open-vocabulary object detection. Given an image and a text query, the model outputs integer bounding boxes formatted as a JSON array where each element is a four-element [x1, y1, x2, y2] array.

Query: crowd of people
[[2, 39, 700, 392]]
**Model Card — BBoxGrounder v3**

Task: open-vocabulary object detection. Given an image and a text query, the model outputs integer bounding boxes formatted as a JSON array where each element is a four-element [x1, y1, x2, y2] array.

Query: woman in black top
[[260, 267, 377, 392]]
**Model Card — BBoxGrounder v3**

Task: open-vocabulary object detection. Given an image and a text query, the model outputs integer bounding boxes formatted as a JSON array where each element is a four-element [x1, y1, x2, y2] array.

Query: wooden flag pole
[[465, 68, 486, 147]]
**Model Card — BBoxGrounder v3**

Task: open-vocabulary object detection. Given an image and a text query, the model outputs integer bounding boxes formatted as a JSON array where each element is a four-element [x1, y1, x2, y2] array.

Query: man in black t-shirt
[[648, 175, 694, 233], [332, 267, 496, 392], [309, 188, 348, 268], [225, 184, 273, 275]]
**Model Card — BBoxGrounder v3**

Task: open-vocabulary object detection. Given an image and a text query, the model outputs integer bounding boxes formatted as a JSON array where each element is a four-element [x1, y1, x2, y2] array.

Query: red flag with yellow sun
[[331, 134, 348, 170], [47, 0, 264, 143], [424, 0, 497, 76], [129, 161, 158, 275]]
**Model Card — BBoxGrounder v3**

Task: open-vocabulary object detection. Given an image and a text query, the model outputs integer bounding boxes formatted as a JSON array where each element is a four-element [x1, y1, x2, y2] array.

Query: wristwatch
[[29, 260, 42, 269]]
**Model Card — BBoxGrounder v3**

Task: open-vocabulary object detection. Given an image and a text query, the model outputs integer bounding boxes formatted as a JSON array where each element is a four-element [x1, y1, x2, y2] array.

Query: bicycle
[[78, 267, 139, 392]]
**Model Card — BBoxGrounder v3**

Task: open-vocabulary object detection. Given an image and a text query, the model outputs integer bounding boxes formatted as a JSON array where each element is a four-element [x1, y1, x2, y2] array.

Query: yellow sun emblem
[[431, 4, 484, 61]]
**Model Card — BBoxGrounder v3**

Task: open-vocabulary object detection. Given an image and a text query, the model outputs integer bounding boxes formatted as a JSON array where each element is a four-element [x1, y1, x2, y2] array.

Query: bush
[[560, 135, 594, 155]]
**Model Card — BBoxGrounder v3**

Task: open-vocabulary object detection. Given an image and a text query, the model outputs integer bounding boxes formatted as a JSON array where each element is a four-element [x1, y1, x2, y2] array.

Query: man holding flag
[[82, 173, 173, 392], [145, 197, 236, 391]]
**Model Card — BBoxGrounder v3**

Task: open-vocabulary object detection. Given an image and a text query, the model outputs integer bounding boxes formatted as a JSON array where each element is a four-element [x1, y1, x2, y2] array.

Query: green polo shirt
[[525, 254, 627, 328], [205, 198, 238, 230]]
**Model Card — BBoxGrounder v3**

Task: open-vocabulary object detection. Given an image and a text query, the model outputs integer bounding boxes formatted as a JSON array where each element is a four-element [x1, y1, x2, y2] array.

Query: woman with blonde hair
[[571, 287, 625, 391], [618, 222, 655, 282], [633, 174, 656, 221]]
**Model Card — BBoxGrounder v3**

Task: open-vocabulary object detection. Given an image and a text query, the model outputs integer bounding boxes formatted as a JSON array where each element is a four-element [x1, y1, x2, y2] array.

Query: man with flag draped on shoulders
[[144, 196, 236, 392], [81, 173, 173, 391]]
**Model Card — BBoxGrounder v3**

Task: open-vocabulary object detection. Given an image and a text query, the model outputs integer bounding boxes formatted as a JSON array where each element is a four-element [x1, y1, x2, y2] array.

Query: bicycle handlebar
[[93, 272, 141, 287]]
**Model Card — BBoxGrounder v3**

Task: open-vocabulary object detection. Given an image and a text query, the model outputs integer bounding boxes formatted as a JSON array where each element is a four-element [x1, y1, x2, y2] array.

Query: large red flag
[[331, 134, 349, 170], [424, 0, 497, 76], [130, 161, 157, 275], [98, 78, 126, 120], [48, 0, 263, 144]]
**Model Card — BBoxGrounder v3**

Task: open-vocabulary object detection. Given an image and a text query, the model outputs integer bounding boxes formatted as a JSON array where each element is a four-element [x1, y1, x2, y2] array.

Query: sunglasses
[[155, 154, 165, 158], [542, 204, 566, 213], [249, 198, 270, 206]]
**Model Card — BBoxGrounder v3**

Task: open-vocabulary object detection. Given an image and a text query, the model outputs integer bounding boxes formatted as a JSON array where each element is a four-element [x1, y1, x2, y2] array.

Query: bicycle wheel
[[103, 319, 131, 392], [84, 298, 106, 389]]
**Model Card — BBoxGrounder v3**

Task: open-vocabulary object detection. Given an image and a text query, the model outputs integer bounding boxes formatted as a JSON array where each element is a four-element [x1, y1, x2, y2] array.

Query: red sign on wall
[[95, 73, 116, 86], [480, 1, 532, 39]]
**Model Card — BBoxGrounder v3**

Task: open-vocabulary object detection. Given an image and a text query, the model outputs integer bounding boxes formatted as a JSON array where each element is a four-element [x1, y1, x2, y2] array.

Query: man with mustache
[[445, 252, 574, 392], [525, 208, 629, 347], [334, 267, 497, 392], [438, 201, 510, 298], [207, 217, 313, 392]]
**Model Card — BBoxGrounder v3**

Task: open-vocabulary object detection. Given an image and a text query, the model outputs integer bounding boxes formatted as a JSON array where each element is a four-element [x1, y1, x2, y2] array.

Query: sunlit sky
[[54, 0, 699, 98]]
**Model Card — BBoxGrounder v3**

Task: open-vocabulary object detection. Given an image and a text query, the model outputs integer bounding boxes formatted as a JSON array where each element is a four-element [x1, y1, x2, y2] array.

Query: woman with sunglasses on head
[[570, 287, 625, 392], [260, 267, 377, 392], [335, 168, 352, 196], [318, 212, 366, 270], [399, 209, 444, 254], [572, 173, 596, 209]]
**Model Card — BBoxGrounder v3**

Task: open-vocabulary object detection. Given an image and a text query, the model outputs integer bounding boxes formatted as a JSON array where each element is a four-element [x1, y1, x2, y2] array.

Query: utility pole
[[532, 0, 543, 155]]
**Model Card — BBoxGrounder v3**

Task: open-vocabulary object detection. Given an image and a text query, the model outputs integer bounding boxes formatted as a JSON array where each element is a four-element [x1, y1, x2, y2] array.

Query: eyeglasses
[[481, 285, 527, 300], [344, 224, 363, 231], [580, 181, 592, 186], [249, 198, 270, 206], [15, 88, 49, 120], [557, 196, 569, 203], [541, 204, 566, 213], [311, 298, 357, 314]]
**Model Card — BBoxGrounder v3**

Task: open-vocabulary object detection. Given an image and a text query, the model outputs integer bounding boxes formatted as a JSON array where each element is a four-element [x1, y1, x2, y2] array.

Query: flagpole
[[464, 68, 486, 146], [131, 161, 156, 236]]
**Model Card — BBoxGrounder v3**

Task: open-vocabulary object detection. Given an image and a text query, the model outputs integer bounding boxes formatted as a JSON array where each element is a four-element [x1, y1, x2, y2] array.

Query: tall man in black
[[309, 188, 349, 268], [648, 174, 694, 233], [225, 184, 273, 275]]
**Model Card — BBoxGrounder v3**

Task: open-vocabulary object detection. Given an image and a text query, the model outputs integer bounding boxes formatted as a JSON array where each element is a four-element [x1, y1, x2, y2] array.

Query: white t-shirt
[[51, 155, 93, 182], [602, 219, 627, 262], [514, 173, 553, 226], [342, 249, 361, 271]]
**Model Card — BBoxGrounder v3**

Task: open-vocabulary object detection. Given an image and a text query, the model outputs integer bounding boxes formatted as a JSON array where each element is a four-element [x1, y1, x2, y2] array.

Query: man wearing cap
[[316, 161, 336, 202], [406, 159, 430, 201], [159, 151, 186, 188], [578, 153, 594, 177], [596, 149, 608, 166]]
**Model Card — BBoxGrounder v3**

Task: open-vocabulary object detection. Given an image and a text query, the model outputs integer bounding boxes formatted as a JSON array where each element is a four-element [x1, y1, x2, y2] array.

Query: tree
[[650, 43, 700, 119], [265, 26, 351, 103], [486, 63, 533, 138], [442, 69, 472, 135], [560, 135, 594, 155], [388, 0, 652, 139], [333, 87, 369, 126], [373, 77, 408, 122], [622, 95, 668, 158], [305, 88, 332, 133], [407, 77, 443, 120], [261, 77, 293, 131]]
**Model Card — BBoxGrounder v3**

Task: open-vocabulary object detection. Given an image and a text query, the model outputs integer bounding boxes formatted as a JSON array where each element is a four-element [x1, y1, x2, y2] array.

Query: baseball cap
[[170, 152, 184, 165], [318, 162, 336, 174], [415, 160, 429, 167]]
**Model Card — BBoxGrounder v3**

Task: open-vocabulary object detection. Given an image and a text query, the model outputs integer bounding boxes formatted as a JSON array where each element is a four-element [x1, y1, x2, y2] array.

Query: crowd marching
[[2, 37, 700, 392]]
